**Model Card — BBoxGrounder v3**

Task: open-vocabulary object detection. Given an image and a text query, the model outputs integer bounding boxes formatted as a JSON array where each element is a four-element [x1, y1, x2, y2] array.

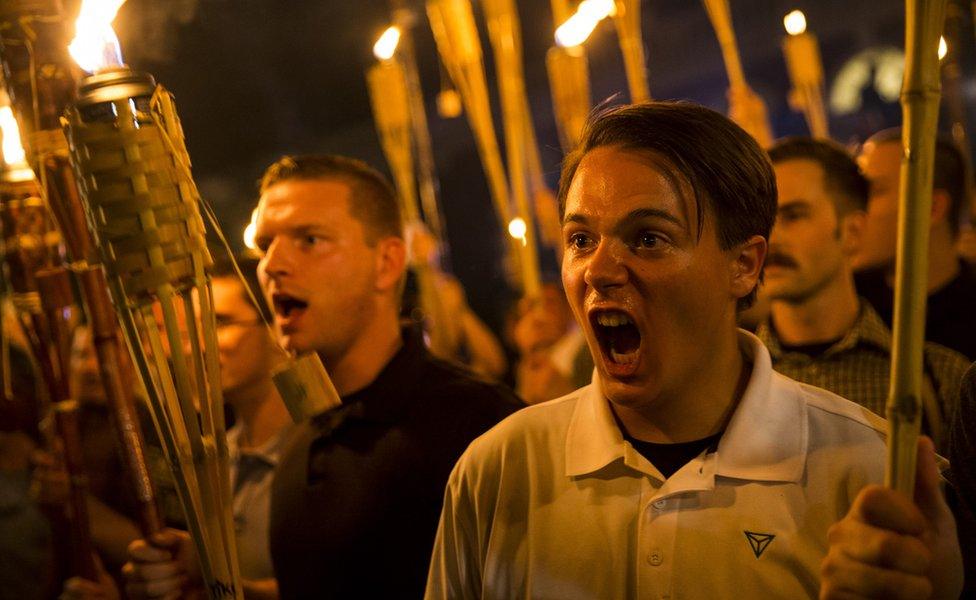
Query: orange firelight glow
[[69, 0, 127, 73]]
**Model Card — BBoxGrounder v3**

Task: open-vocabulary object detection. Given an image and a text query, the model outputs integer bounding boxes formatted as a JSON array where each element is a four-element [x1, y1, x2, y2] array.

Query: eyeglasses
[[215, 317, 263, 331]]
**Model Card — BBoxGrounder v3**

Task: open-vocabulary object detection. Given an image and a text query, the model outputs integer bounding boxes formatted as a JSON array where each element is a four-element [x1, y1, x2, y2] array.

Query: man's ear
[[840, 210, 866, 256], [931, 189, 951, 227], [375, 236, 408, 293], [730, 235, 767, 302]]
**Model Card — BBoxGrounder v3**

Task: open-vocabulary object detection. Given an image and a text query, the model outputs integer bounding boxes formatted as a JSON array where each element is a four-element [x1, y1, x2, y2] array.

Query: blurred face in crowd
[[561, 146, 761, 411], [254, 178, 402, 364], [513, 283, 575, 354], [212, 276, 275, 402], [69, 325, 105, 406], [854, 139, 901, 271], [765, 159, 860, 303]]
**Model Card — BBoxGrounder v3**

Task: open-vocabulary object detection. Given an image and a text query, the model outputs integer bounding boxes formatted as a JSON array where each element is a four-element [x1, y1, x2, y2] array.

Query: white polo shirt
[[426, 330, 888, 599]]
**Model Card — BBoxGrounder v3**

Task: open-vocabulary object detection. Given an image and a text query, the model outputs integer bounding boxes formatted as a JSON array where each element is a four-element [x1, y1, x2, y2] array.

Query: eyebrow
[[777, 199, 811, 211], [564, 207, 684, 228]]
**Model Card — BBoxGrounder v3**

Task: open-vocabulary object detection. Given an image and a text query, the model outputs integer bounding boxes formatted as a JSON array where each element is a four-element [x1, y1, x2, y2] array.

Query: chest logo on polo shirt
[[744, 531, 775, 558]]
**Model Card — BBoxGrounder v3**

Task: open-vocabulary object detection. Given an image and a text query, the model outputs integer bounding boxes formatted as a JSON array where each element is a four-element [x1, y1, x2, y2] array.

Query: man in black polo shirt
[[254, 155, 519, 598], [122, 156, 519, 599], [854, 130, 976, 360]]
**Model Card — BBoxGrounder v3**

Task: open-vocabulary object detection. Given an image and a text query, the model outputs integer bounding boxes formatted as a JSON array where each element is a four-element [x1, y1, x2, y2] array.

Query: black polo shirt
[[269, 329, 521, 599], [856, 261, 976, 360]]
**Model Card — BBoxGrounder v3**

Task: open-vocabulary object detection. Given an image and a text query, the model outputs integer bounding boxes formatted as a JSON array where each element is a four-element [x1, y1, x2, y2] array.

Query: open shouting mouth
[[590, 309, 642, 377], [272, 292, 308, 329]]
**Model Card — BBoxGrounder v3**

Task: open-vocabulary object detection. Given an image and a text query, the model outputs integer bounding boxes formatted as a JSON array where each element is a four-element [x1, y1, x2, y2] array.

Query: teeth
[[610, 349, 639, 365], [596, 312, 632, 327]]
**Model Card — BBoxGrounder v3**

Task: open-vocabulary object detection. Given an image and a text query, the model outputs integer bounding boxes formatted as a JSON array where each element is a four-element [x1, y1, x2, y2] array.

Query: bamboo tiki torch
[[886, 0, 948, 495], [366, 47, 460, 357], [389, 3, 449, 246], [612, 0, 650, 103], [0, 0, 164, 538], [701, 0, 773, 147], [0, 110, 98, 583], [782, 10, 830, 139], [482, 0, 543, 296], [546, 46, 591, 153], [62, 65, 241, 597], [427, 0, 536, 294]]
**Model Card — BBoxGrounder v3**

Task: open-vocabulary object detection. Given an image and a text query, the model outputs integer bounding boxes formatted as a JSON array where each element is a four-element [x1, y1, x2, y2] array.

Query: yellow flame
[[373, 26, 401, 61], [0, 107, 27, 167], [508, 217, 527, 241], [938, 36, 948, 61], [69, 0, 127, 73], [555, 0, 616, 48], [783, 10, 807, 36], [243, 209, 259, 250]]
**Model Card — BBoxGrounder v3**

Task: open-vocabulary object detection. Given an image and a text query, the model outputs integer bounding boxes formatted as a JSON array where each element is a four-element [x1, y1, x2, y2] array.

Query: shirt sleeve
[[425, 457, 483, 600]]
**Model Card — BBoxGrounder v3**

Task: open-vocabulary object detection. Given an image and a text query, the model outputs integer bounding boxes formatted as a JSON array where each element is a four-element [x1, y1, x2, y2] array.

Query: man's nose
[[260, 237, 291, 279], [583, 239, 628, 290]]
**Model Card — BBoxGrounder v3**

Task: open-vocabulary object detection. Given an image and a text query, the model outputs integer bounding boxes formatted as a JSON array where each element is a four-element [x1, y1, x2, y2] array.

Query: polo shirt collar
[[565, 330, 807, 483]]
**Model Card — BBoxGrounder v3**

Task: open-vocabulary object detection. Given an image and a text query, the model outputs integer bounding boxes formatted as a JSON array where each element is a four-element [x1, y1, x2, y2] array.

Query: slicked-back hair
[[259, 154, 403, 244], [210, 254, 273, 322], [867, 128, 969, 235], [557, 101, 777, 310], [768, 136, 869, 216]]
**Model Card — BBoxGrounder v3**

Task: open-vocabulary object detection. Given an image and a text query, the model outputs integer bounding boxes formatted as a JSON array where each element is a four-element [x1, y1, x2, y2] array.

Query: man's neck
[[324, 309, 404, 397], [231, 382, 290, 449], [771, 273, 859, 346], [885, 230, 960, 293], [612, 318, 748, 443]]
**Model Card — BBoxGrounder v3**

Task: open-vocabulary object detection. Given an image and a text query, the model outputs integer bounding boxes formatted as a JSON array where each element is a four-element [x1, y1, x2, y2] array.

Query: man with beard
[[425, 103, 962, 599], [758, 137, 968, 442]]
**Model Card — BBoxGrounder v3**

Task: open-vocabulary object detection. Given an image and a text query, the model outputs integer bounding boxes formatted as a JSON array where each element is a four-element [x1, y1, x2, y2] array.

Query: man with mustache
[[758, 137, 968, 441], [426, 104, 962, 599]]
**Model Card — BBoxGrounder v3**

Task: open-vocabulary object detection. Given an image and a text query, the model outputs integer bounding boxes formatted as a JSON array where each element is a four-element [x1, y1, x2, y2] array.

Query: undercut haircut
[[867, 128, 969, 235], [557, 101, 777, 310], [259, 154, 403, 244], [768, 136, 869, 216], [210, 254, 273, 322]]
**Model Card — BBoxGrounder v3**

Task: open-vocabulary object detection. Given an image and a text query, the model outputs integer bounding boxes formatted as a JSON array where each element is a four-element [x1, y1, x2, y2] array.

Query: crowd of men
[[1, 100, 974, 599]]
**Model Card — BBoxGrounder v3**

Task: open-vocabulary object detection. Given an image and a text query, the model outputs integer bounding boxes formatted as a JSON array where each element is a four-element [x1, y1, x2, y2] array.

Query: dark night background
[[110, 0, 976, 332]]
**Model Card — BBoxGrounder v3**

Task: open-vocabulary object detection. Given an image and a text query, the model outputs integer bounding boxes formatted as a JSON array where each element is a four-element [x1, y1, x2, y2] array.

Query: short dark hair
[[867, 128, 969, 234], [210, 253, 272, 322], [259, 154, 402, 244], [557, 101, 777, 309], [767, 136, 869, 215]]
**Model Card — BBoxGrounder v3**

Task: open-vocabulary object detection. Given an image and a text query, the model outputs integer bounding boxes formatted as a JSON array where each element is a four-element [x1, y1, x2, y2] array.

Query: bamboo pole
[[612, 0, 650, 103], [886, 0, 948, 495], [63, 71, 242, 598], [427, 0, 536, 293], [481, 0, 543, 297], [366, 58, 459, 356], [0, 0, 164, 539], [546, 46, 591, 152], [701, 0, 773, 147]]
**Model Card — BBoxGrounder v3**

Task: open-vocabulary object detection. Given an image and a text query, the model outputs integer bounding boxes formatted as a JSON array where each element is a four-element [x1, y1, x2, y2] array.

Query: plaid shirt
[[757, 300, 970, 445]]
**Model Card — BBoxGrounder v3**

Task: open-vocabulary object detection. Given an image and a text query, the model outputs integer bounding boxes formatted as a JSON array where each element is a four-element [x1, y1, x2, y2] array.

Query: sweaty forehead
[[564, 146, 695, 229], [256, 179, 353, 226]]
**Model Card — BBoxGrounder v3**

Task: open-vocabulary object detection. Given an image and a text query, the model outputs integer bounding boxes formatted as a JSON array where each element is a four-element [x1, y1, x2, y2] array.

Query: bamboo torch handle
[[886, 0, 948, 495], [613, 0, 651, 103], [702, 0, 746, 90], [53, 400, 100, 583]]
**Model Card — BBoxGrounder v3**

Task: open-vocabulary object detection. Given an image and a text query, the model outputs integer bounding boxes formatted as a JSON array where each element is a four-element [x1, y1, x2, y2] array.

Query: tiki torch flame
[[783, 10, 807, 36], [938, 36, 947, 60], [373, 26, 402, 61], [0, 106, 27, 167], [69, 0, 127, 73], [555, 0, 616, 48]]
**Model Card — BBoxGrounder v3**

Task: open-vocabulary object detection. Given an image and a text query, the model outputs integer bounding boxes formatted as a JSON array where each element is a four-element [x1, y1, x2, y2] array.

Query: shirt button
[[652, 499, 667, 509], [647, 550, 663, 566]]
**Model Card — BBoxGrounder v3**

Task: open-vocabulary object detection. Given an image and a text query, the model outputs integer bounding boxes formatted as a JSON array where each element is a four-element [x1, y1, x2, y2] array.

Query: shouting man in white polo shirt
[[425, 103, 962, 599]]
